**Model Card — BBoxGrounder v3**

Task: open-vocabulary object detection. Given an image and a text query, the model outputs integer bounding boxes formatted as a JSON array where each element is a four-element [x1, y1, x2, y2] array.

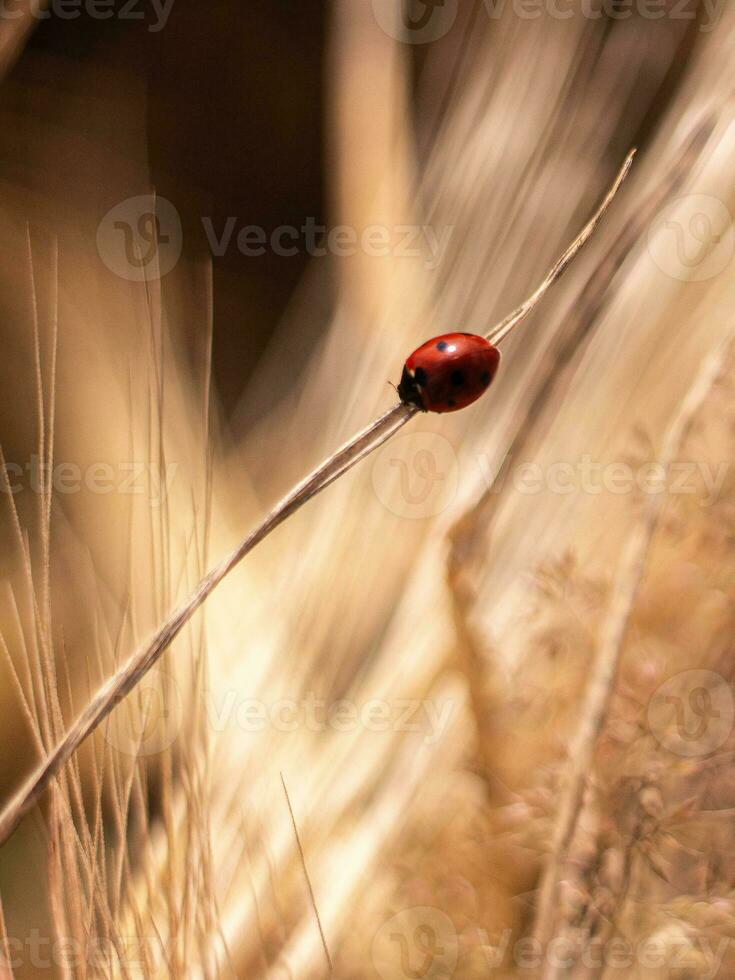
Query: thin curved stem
[[487, 150, 635, 346], [0, 403, 415, 847], [0, 150, 634, 850], [532, 329, 734, 979]]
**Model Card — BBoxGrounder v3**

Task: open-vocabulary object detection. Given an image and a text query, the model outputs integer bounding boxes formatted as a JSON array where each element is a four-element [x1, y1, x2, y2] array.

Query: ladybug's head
[[397, 365, 427, 411]]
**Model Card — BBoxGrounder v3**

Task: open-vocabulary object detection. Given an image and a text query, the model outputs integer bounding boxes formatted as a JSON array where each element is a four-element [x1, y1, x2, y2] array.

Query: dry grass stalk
[[280, 772, 332, 974], [447, 122, 709, 810], [486, 152, 634, 347], [448, 120, 710, 603], [530, 326, 735, 978], [0, 152, 633, 855], [0, 228, 224, 977]]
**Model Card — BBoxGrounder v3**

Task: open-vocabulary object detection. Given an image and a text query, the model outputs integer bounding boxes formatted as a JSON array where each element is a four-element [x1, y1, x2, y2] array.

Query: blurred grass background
[[0, 1, 734, 977]]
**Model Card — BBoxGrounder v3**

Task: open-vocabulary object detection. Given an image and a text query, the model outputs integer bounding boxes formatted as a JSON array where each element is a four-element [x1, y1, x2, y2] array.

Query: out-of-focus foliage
[[1, 2, 735, 978]]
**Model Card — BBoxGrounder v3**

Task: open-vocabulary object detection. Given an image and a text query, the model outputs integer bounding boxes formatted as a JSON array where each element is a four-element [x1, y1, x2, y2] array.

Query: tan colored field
[[0, 2, 734, 978]]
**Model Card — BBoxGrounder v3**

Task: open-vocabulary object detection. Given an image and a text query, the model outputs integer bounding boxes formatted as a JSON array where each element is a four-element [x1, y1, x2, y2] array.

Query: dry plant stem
[[448, 126, 707, 786], [0, 402, 413, 846], [0, 152, 633, 851], [487, 151, 634, 346], [452, 123, 709, 579], [281, 773, 332, 974], [531, 332, 735, 979]]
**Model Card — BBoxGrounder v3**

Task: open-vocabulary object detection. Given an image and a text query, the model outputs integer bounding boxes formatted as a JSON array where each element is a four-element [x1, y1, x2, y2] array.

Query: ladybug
[[397, 333, 501, 413]]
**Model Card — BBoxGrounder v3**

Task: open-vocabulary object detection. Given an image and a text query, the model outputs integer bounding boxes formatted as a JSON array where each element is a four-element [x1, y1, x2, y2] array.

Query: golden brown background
[[0, 1, 734, 978]]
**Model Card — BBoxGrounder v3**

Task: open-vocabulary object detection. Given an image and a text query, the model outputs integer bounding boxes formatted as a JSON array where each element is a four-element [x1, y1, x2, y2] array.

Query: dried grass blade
[[0, 151, 634, 851], [487, 150, 634, 347], [531, 328, 735, 974]]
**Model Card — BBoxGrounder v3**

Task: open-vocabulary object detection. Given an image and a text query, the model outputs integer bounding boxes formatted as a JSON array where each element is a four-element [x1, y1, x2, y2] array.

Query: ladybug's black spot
[[414, 366, 428, 386], [451, 370, 465, 387], [436, 341, 448, 352], [481, 371, 491, 386], [448, 399, 456, 408]]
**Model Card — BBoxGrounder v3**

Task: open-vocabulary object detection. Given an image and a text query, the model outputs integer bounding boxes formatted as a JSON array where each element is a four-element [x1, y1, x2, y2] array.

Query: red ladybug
[[397, 333, 501, 413]]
